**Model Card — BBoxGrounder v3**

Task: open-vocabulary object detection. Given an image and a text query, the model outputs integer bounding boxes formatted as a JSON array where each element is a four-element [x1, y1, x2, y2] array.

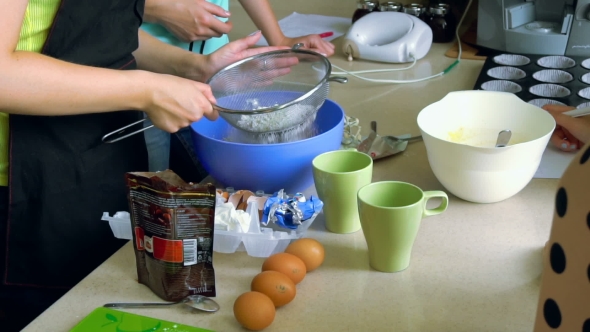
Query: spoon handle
[[563, 107, 590, 118], [103, 301, 180, 308]]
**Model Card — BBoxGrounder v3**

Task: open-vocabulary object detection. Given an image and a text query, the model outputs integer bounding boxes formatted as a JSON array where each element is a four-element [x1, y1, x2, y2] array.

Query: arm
[[237, 0, 335, 56], [0, 0, 218, 133], [543, 104, 590, 151], [134, 29, 210, 81], [0, 0, 148, 116], [143, 0, 232, 42]]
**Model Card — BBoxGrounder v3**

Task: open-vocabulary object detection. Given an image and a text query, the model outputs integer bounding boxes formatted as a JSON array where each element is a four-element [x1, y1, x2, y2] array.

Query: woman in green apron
[[0, 0, 286, 329]]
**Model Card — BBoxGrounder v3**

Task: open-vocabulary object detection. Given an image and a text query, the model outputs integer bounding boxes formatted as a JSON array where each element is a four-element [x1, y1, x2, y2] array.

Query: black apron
[[5, 0, 148, 288]]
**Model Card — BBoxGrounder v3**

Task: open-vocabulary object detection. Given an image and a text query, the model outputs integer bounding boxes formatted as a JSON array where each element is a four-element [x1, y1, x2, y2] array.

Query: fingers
[[551, 127, 581, 152], [195, 84, 219, 121], [542, 104, 575, 113], [545, 106, 590, 151], [292, 35, 336, 56], [206, 18, 233, 37], [239, 45, 291, 59], [202, 1, 231, 18], [550, 110, 587, 135]]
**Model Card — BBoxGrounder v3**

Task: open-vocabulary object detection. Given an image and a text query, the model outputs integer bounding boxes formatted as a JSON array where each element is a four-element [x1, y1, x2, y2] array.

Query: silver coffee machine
[[477, 0, 590, 56]]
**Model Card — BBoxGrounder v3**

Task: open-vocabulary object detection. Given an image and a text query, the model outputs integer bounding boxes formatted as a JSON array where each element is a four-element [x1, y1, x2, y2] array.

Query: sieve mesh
[[207, 49, 332, 133]]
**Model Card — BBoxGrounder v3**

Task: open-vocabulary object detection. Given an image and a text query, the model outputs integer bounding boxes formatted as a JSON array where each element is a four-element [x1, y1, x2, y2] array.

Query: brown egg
[[285, 238, 325, 272], [251, 271, 296, 307], [262, 253, 307, 285], [233, 291, 275, 331]]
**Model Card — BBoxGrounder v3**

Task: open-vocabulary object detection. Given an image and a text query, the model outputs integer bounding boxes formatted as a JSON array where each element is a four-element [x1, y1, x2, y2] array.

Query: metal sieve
[[102, 44, 346, 143], [206, 45, 347, 134]]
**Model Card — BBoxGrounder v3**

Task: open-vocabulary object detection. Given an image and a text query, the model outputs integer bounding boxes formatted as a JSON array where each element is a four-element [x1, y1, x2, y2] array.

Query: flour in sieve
[[237, 104, 316, 132]]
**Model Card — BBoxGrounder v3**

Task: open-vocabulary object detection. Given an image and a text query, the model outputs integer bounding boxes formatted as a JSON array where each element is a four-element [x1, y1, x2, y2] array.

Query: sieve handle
[[102, 118, 153, 144], [329, 76, 348, 84]]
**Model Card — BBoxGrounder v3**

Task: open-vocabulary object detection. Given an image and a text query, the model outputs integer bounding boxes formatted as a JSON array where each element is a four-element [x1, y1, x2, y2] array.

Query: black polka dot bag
[[534, 144, 590, 332]]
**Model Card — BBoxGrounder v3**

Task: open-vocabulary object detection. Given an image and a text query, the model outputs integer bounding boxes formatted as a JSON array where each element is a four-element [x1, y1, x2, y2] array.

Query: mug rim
[[312, 149, 373, 174], [357, 181, 424, 209]]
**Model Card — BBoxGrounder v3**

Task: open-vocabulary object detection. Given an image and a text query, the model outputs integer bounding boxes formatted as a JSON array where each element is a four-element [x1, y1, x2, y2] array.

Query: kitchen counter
[[24, 1, 558, 331]]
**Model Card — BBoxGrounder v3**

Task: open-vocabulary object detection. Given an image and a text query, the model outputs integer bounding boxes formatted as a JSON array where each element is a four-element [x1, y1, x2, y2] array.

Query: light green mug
[[357, 181, 448, 272], [312, 150, 373, 233]]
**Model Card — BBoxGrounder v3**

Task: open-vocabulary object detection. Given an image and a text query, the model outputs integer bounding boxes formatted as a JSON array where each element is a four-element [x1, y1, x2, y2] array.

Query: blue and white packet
[[261, 190, 324, 230]]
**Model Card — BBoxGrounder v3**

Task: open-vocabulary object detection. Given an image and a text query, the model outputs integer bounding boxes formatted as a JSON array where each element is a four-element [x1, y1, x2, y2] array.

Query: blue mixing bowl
[[190, 99, 345, 193]]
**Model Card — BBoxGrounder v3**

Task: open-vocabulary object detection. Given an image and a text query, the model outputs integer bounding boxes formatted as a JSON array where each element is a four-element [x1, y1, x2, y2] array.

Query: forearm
[[134, 29, 210, 81], [143, 0, 165, 23], [0, 51, 150, 116], [238, 0, 285, 46]]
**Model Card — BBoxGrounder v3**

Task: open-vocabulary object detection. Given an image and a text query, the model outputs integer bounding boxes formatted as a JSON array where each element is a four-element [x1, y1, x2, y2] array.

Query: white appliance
[[342, 11, 433, 63]]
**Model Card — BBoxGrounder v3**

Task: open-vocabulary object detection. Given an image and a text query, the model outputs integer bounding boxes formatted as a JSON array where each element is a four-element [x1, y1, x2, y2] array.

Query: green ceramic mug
[[357, 181, 448, 272], [312, 150, 373, 233]]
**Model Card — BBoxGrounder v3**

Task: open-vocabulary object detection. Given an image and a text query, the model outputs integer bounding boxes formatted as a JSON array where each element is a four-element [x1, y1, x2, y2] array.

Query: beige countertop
[[25, 2, 558, 331]]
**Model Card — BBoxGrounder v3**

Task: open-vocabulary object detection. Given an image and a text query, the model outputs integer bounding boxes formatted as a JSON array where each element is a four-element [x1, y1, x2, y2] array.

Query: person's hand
[[197, 31, 299, 82], [144, 0, 232, 42], [139, 71, 218, 133], [280, 35, 335, 57], [543, 104, 590, 152]]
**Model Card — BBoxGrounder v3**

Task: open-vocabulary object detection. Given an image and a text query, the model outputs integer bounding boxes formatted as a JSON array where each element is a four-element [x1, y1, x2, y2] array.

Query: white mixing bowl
[[417, 91, 556, 203]]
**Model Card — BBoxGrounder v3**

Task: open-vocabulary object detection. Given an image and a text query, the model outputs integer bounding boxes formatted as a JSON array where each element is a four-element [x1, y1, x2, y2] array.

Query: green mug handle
[[422, 190, 449, 217]]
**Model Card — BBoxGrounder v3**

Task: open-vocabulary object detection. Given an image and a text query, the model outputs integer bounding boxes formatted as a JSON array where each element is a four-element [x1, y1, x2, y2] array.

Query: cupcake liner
[[578, 87, 590, 100], [577, 102, 590, 109], [581, 59, 590, 70], [481, 80, 522, 93], [492, 54, 530, 66], [487, 66, 526, 80], [529, 84, 571, 98], [528, 99, 566, 108], [537, 56, 576, 69], [580, 73, 590, 85], [532, 69, 573, 84]]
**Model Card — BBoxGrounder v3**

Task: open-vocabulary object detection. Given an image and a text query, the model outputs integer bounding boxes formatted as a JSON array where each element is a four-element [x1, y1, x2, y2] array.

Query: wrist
[[125, 70, 156, 112], [265, 32, 288, 47], [182, 53, 210, 83]]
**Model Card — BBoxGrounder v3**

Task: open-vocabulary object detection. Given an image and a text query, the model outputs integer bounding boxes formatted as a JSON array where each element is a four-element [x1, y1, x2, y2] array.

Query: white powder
[[224, 114, 318, 144], [236, 104, 317, 133]]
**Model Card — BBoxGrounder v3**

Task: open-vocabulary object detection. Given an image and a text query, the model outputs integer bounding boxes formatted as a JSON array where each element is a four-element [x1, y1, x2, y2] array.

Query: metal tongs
[[102, 118, 152, 144]]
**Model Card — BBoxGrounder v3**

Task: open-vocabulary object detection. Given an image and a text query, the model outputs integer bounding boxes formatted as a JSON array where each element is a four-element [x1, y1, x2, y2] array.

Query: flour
[[236, 103, 317, 133], [225, 114, 318, 144]]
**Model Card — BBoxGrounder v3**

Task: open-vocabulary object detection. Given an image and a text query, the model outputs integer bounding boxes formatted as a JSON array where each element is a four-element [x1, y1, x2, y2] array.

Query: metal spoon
[[563, 107, 590, 118], [104, 295, 220, 312], [363, 121, 423, 149], [495, 129, 512, 148]]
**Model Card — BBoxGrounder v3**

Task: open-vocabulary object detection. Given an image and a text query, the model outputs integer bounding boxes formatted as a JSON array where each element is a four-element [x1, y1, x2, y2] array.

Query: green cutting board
[[70, 307, 214, 332]]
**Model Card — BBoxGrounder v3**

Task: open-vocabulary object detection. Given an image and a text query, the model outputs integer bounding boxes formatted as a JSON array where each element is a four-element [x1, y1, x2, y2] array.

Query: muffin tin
[[473, 53, 590, 109]]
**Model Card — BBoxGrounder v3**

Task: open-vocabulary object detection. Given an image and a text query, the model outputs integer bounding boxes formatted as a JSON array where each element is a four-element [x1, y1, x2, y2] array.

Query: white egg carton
[[102, 201, 318, 258], [214, 200, 318, 258], [102, 211, 133, 240]]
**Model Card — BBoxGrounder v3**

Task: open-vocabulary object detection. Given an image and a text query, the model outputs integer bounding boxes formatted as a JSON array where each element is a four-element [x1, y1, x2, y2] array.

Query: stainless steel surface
[[103, 295, 220, 312], [383, 134, 423, 144], [357, 120, 377, 153], [495, 129, 513, 148], [102, 118, 151, 144], [207, 48, 347, 133]]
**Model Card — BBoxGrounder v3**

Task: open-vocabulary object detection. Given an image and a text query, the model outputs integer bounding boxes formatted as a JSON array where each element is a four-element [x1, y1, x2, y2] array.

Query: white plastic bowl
[[417, 91, 556, 203]]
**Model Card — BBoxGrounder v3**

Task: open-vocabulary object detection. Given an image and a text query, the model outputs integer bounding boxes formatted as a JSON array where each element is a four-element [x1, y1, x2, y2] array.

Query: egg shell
[[285, 238, 325, 272], [251, 270, 296, 307], [233, 291, 275, 331], [261, 253, 307, 285]]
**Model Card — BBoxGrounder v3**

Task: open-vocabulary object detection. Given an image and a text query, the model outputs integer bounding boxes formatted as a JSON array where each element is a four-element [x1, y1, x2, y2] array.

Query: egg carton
[[213, 200, 318, 258], [102, 201, 318, 258], [473, 52, 590, 109]]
